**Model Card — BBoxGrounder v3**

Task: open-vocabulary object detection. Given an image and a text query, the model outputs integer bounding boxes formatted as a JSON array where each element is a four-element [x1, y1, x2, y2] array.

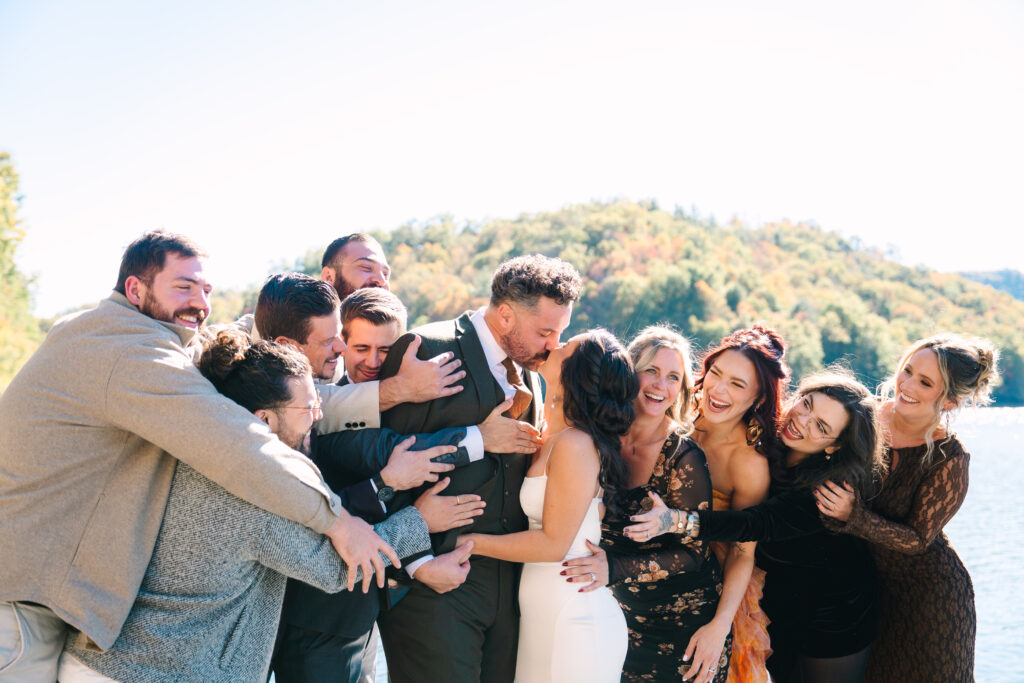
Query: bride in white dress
[[461, 329, 633, 682]]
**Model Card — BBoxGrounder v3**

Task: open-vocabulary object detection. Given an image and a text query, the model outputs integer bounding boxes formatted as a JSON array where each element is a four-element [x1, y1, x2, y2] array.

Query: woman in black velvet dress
[[625, 370, 883, 683]]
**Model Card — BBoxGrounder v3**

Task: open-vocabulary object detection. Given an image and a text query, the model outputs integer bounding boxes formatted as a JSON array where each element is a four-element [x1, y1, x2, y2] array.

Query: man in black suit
[[268, 282, 540, 683], [376, 254, 583, 683]]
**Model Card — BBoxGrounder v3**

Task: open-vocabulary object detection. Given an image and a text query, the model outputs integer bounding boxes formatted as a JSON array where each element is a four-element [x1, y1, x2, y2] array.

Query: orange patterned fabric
[[712, 490, 772, 683]]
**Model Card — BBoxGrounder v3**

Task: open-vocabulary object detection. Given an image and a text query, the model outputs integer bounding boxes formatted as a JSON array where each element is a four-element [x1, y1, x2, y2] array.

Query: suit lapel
[[454, 313, 505, 417]]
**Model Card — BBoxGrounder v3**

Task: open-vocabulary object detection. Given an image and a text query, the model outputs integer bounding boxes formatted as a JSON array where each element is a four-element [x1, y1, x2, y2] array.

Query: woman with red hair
[[685, 325, 788, 683]]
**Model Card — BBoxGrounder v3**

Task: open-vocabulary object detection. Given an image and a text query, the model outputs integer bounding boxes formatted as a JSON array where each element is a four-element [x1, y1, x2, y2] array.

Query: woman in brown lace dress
[[592, 326, 729, 682], [816, 334, 999, 682]]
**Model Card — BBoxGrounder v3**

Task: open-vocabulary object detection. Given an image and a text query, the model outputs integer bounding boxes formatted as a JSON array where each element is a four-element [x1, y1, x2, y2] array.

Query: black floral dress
[[603, 428, 729, 682]]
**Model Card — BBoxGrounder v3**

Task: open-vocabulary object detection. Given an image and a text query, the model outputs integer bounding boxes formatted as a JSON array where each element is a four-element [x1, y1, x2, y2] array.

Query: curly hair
[[197, 327, 310, 413], [559, 329, 638, 517], [490, 254, 582, 308], [695, 324, 790, 460]]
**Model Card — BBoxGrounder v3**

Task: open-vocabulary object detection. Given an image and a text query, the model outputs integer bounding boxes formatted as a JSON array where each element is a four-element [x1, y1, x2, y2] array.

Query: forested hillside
[[961, 269, 1024, 303], [257, 201, 1024, 405], [5, 169, 1022, 404], [0, 153, 42, 389]]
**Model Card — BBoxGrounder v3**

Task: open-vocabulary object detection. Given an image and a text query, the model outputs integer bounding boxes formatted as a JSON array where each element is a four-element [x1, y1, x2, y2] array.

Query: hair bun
[[750, 323, 786, 359], [971, 341, 1000, 404], [198, 327, 252, 384]]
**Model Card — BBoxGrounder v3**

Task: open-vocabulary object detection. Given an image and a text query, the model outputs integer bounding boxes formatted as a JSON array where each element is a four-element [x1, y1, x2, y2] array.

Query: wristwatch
[[372, 473, 395, 503]]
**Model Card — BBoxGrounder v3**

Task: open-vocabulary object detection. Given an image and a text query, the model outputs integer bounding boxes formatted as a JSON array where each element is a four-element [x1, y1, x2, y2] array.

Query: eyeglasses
[[796, 396, 834, 441], [282, 391, 322, 418]]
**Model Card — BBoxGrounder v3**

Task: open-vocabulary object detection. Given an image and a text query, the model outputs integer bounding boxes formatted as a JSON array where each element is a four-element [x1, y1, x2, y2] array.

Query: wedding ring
[[709, 666, 717, 674], [456, 495, 462, 504], [589, 572, 596, 581]]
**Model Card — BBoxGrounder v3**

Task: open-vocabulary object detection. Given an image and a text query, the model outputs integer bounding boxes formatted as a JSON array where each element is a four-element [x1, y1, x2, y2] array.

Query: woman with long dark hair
[[626, 370, 883, 683], [460, 329, 635, 682], [816, 334, 999, 682], [563, 325, 729, 682], [687, 325, 788, 683]]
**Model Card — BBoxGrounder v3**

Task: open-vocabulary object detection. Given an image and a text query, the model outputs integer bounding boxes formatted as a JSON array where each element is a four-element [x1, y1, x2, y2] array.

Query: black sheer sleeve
[[697, 487, 823, 543], [606, 430, 714, 585]]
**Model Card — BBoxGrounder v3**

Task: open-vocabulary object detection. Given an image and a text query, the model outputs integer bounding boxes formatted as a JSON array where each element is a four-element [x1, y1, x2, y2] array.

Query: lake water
[[364, 407, 1024, 682]]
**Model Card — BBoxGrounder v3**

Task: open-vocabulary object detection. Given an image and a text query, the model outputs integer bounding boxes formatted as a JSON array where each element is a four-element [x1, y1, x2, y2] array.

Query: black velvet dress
[[696, 456, 879, 682]]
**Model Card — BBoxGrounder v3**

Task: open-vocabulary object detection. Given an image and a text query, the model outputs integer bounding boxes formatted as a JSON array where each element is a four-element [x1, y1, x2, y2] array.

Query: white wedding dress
[[515, 475, 627, 683]]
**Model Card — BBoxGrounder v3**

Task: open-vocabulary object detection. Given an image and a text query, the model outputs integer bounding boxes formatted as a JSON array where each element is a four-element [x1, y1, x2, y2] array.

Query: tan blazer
[[0, 293, 368, 650]]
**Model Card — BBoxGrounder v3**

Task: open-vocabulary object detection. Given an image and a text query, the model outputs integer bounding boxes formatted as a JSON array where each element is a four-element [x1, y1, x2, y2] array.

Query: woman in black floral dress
[[595, 326, 730, 683], [816, 334, 999, 683]]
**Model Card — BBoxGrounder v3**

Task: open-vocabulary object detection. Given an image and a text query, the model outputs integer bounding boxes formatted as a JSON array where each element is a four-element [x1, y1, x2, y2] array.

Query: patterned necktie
[[501, 357, 533, 420]]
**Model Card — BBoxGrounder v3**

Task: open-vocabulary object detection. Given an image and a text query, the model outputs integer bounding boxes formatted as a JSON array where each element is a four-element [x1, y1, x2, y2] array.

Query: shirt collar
[[470, 307, 509, 371]]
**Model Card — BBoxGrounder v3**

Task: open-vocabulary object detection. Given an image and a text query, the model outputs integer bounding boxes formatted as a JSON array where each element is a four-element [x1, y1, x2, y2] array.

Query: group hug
[[0, 229, 998, 683]]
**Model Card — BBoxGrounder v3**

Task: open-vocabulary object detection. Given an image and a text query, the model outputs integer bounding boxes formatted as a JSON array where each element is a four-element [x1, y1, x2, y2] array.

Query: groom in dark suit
[[375, 254, 582, 683]]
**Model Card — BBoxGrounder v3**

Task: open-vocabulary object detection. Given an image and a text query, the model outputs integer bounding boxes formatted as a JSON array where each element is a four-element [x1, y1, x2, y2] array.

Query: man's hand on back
[[379, 336, 466, 411], [379, 436, 457, 490]]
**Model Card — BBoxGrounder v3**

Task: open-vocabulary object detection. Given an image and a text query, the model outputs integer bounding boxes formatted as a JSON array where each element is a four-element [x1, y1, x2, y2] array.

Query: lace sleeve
[[844, 447, 969, 555], [606, 434, 713, 584]]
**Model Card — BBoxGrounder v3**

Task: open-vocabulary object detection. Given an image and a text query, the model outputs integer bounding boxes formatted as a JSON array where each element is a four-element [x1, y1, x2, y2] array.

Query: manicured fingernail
[[578, 588, 583, 592], [683, 654, 690, 661], [561, 561, 568, 566], [559, 570, 566, 575]]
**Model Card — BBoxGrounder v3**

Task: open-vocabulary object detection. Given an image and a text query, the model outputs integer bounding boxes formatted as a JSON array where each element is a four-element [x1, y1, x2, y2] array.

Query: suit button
[[502, 518, 508, 525], [344, 422, 352, 428], [359, 421, 366, 427]]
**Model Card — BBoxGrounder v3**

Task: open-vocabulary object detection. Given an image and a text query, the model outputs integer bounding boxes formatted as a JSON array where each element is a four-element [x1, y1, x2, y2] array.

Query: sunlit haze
[[2, 0, 1022, 317]]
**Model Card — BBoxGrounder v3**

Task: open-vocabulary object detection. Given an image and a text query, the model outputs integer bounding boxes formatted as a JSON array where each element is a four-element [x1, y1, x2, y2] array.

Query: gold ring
[[457, 495, 462, 504]]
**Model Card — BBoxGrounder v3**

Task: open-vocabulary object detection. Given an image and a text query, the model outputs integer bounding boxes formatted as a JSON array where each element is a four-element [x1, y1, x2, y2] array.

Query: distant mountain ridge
[[239, 200, 1023, 405], [960, 269, 1024, 303]]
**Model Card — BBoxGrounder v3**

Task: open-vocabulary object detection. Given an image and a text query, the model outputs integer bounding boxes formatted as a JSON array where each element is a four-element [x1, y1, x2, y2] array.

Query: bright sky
[[2, 0, 1022, 317]]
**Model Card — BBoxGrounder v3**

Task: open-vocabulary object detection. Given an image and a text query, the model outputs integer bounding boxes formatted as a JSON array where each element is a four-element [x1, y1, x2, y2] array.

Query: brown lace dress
[[603, 428, 730, 682], [840, 435, 974, 682]]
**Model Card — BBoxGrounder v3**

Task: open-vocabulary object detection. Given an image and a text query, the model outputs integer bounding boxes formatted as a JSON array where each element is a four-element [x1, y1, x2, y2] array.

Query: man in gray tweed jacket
[[0, 232, 399, 682], [58, 333, 434, 682]]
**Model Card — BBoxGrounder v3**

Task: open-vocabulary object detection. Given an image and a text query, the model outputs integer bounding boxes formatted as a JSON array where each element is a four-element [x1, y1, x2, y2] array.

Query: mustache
[[177, 308, 207, 322]]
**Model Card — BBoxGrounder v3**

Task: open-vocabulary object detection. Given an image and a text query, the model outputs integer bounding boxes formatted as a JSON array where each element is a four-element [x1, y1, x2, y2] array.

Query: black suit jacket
[[378, 311, 543, 557], [278, 409, 473, 639]]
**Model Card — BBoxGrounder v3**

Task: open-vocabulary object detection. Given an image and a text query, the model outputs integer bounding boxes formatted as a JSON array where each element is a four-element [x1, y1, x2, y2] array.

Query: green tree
[[0, 153, 42, 390]]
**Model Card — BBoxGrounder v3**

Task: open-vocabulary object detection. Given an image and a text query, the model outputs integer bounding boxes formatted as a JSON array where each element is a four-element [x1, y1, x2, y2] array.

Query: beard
[[332, 275, 356, 301], [280, 426, 313, 456], [139, 291, 206, 328], [500, 325, 550, 371], [331, 275, 385, 302]]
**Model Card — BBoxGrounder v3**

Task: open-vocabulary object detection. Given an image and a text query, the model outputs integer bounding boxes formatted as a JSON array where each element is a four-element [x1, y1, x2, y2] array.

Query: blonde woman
[[816, 333, 999, 683]]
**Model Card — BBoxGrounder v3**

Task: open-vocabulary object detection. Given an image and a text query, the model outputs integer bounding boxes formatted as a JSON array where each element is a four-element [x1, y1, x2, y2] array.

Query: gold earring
[[745, 418, 763, 447]]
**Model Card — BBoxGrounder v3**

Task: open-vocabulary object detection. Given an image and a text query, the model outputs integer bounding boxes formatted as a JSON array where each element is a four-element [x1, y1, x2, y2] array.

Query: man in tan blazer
[[0, 231, 397, 682]]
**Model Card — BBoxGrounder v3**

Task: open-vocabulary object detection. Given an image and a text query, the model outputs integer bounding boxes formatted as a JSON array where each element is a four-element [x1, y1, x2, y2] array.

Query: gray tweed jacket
[[63, 462, 429, 682]]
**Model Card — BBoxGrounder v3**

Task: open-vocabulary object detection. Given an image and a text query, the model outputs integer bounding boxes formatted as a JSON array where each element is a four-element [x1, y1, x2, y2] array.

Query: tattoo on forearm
[[657, 509, 673, 534], [731, 542, 749, 554]]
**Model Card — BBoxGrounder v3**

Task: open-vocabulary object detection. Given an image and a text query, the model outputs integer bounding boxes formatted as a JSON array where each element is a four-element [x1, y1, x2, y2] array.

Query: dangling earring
[[745, 418, 763, 447]]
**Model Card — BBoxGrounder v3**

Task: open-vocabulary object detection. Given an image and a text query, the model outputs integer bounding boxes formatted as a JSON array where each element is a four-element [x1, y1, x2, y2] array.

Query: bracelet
[[674, 509, 686, 534], [684, 511, 700, 538]]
